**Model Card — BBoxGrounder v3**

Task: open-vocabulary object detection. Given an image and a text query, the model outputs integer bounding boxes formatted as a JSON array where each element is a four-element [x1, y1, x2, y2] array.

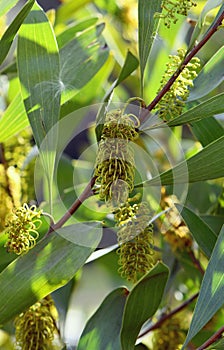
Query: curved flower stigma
[[156, 48, 200, 121], [4, 203, 42, 255], [15, 295, 58, 350], [115, 201, 154, 283]]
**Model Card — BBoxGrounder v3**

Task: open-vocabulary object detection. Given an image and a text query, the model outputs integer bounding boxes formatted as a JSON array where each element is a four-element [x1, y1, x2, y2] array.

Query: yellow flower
[[152, 316, 185, 350], [156, 48, 200, 121], [4, 203, 42, 255], [115, 201, 154, 283], [160, 191, 192, 252], [15, 296, 58, 350], [94, 109, 139, 207]]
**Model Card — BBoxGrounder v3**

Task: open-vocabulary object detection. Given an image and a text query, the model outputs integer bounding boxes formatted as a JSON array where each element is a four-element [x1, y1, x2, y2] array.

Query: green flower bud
[[156, 48, 200, 121]]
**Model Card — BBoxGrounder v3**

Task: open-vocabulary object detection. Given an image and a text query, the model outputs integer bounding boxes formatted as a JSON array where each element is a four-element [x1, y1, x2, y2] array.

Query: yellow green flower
[[155, 0, 197, 28], [156, 48, 200, 121], [4, 203, 42, 255], [115, 201, 154, 283], [94, 109, 139, 207], [152, 316, 185, 350], [15, 296, 58, 350]]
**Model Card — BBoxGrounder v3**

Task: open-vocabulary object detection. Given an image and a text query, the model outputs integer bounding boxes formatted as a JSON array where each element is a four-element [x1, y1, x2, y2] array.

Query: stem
[[145, 9, 224, 112], [139, 292, 199, 338], [188, 250, 205, 275], [47, 177, 96, 234], [197, 326, 224, 350]]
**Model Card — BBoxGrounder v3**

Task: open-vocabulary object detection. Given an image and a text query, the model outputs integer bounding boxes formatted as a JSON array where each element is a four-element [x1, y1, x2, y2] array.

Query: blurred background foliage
[[0, 0, 223, 349]]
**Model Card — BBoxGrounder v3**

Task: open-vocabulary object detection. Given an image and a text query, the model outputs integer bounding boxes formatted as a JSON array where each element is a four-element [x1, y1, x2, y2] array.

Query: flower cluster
[[155, 0, 197, 28], [160, 191, 192, 252], [152, 316, 185, 350], [4, 203, 42, 255], [156, 48, 200, 121], [115, 201, 154, 283], [94, 109, 139, 207], [15, 296, 58, 350]]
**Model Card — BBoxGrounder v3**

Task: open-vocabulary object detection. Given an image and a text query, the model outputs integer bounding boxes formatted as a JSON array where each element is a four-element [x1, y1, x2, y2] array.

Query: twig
[[188, 250, 205, 275], [145, 9, 224, 112], [139, 292, 199, 338], [47, 177, 96, 234], [197, 326, 224, 350]]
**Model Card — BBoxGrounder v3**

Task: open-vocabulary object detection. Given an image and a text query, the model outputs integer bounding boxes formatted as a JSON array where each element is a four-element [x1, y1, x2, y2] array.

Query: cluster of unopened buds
[[156, 48, 200, 121], [4, 203, 42, 255], [155, 0, 197, 28]]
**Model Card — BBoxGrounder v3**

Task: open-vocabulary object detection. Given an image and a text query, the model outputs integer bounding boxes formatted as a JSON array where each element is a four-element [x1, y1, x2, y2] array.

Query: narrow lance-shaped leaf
[[77, 288, 128, 350], [0, 0, 20, 17], [17, 2, 61, 212], [190, 117, 224, 147], [188, 0, 223, 50], [182, 226, 224, 348], [0, 0, 35, 65], [175, 204, 217, 258], [136, 135, 224, 186], [188, 46, 224, 101], [167, 93, 224, 127], [0, 222, 102, 325], [120, 262, 169, 350], [138, 0, 162, 93], [59, 23, 109, 105], [0, 93, 29, 142], [95, 50, 139, 142]]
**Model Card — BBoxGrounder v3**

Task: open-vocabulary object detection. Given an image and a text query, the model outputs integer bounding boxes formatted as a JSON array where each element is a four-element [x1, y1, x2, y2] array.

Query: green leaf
[[188, 0, 223, 50], [0, 93, 29, 142], [59, 23, 109, 105], [0, 0, 35, 65], [77, 288, 128, 350], [17, 2, 61, 212], [138, 0, 162, 92], [136, 135, 224, 186], [95, 50, 139, 142], [167, 93, 224, 127], [182, 225, 224, 348], [175, 204, 217, 258], [120, 262, 169, 350], [17, 2, 60, 148], [190, 117, 224, 147], [0, 222, 102, 325], [117, 50, 139, 85], [189, 46, 224, 101], [57, 17, 99, 49], [0, 0, 19, 17], [206, 338, 224, 350]]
